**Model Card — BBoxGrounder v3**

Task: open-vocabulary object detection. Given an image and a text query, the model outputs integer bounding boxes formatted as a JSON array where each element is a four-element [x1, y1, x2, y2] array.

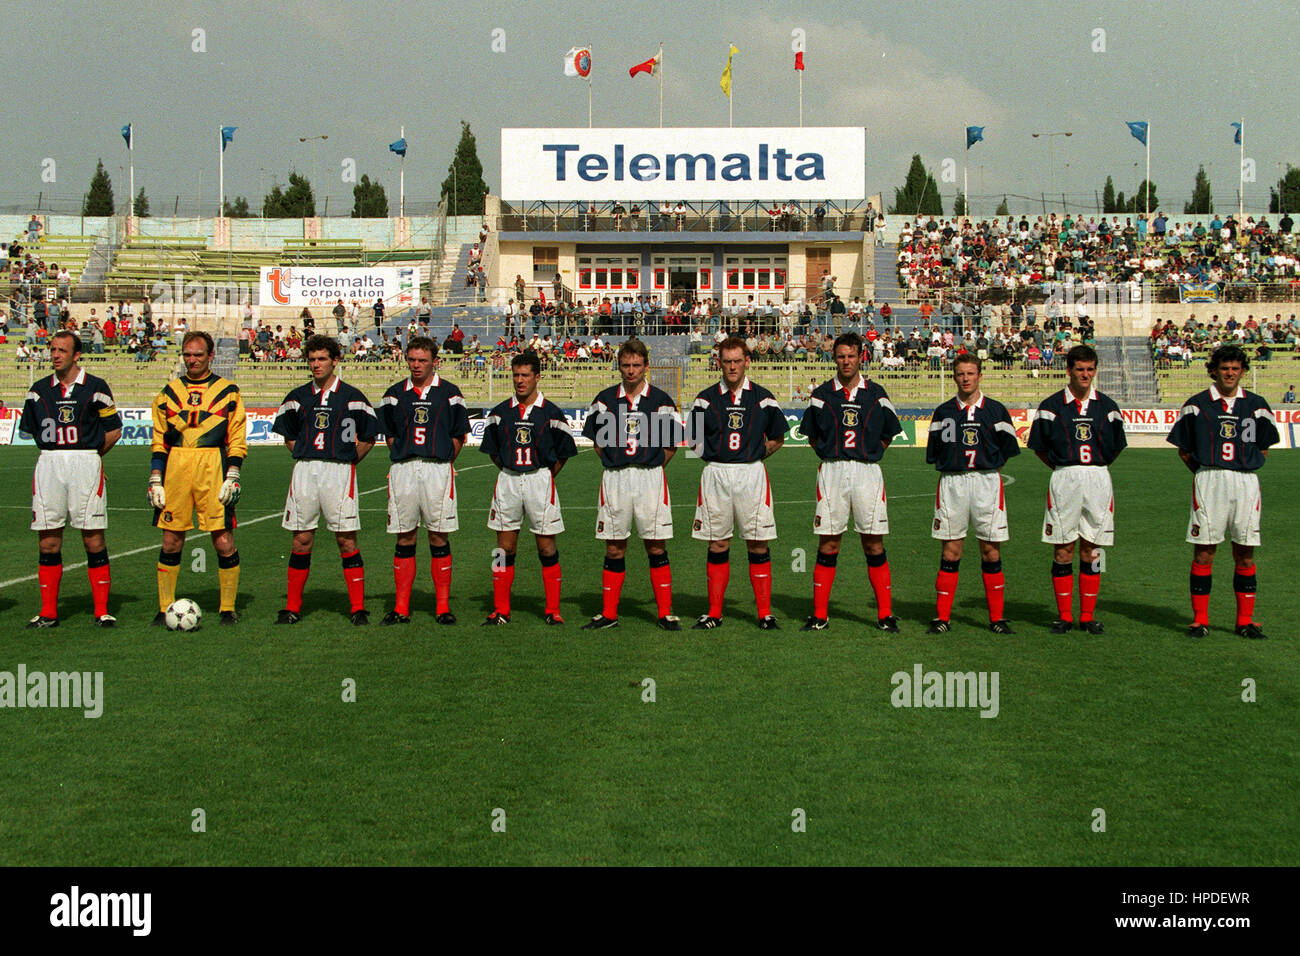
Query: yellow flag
[[720, 44, 738, 98]]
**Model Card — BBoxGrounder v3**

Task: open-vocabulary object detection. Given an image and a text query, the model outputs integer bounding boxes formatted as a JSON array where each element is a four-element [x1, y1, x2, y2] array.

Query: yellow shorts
[[153, 449, 234, 532]]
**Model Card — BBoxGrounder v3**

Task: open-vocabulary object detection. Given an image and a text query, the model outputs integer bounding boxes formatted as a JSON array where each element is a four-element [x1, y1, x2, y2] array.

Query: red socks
[[981, 560, 1005, 622], [430, 544, 453, 615], [1052, 561, 1074, 621], [38, 551, 62, 619], [747, 551, 772, 618], [1079, 558, 1102, 623], [286, 552, 311, 613], [1190, 561, 1212, 626], [601, 556, 626, 619], [647, 552, 673, 618], [539, 551, 562, 616], [492, 552, 516, 616], [935, 559, 959, 621], [706, 549, 730, 618], [85, 549, 111, 618], [341, 550, 366, 613], [866, 551, 892, 619], [1233, 564, 1257, 627], [392, 544, 416, 616], [812, 552, 837, 619]]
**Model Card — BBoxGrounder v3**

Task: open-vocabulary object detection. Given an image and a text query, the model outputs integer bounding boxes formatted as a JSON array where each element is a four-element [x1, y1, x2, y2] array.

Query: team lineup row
[[19, 330, 1280, 639]]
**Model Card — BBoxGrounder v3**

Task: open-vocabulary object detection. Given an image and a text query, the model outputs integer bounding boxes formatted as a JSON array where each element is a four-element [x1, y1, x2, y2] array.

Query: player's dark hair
[[304, 334, 342, 361], [405, 335, 438, 359], [50, 330, 81, 354], [718, 336, 751, 359], [1065, 344, 1098, 368], [182, 330, 215, 355], [511, 351, 541, 374], [952, 354, 983, 373], [1207, 343, 1249, 373], [832, 332, 863, 354], [617, 338, 649, 363]]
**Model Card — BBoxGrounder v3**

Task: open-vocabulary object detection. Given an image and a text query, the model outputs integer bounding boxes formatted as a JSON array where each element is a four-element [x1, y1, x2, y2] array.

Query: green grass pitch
[[0, 444, 1295, 866]]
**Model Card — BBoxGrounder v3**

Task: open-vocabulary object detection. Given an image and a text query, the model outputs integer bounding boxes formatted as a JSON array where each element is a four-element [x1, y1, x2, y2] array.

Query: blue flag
[[1231, 122, 1242, 145], [389, 137, 408, 158], [966, 126, 984, 150], [121, 124, 132, 149], [220, 126, 237, 152], [1126, 121, 1148, 146]]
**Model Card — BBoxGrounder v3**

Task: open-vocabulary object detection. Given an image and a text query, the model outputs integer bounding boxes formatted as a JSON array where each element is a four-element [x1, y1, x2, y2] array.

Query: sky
[[4, 0, 1297, 216]]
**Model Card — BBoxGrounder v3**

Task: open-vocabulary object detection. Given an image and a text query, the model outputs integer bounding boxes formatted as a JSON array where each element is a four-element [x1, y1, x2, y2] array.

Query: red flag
[[629, 54, 659, 78], [794, 51, 805, 71]]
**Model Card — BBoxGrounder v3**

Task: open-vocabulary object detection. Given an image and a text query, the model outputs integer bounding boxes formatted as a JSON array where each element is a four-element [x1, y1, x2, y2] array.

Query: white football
[[165, 598, 202, 632]]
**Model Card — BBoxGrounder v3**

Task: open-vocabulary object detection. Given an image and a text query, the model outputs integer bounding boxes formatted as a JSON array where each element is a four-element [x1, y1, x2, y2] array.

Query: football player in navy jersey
[[799, 332, 903, 632], [480, 351, 578, 625], [580, 338, 684, 630], [686, 336, 788, 630], [377, 337, 470, 626], [925, 355, 1020, 634], [1167, 344, 1279, 639], [21, 331, 122, 627], [272, 335, 379, 625], [1028, 345, 1127, 634]]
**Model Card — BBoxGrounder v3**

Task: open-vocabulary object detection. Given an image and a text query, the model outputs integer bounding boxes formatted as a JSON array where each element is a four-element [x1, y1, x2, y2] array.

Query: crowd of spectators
[[896, 211, 1300, 297], [1149, 312, 1300, 368]]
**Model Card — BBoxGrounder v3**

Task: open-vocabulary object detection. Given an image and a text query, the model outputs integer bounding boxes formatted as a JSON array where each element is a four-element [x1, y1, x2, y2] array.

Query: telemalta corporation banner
[[501, 128, 866, 202], [258, 266, 419, 309]]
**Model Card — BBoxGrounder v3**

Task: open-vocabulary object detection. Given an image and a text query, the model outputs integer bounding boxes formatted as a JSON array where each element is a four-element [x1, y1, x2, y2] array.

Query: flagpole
[[658, 43, 663, 128], [128, 127, 135, 221], [729, 42, 734, 129], [1238, 118, 1244, 220], [798, 69, 803, 127], [1145, 123, 1150, 218], [399, 124, 405, 218], [588, 41, 593, 128], [219, 126, 224, 219]]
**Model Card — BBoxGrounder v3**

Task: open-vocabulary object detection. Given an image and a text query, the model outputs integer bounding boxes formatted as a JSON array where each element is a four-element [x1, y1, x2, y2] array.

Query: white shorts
[[597, 466, 673, 541], [1042, 465, 1114, 545], [692, 461, 777, 542], [386, 459, 458, 534], [282, 460, 361, 533], [932, 470, 1009, 542], [1187, 469, 1261, 547], [488, 469, 565, 535], [813, 459, 889, 536], [31, 450, 107, 531]]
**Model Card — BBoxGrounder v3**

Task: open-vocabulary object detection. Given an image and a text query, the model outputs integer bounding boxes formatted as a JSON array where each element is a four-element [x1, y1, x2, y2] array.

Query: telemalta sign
[[258, 267, 419, 309], [501, 127, 866, 201]]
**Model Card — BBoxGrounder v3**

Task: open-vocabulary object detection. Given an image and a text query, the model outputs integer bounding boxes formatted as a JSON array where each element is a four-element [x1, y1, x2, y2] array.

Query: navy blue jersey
[[481, 392, 578, 472], [800, 376, 902, 462], [273, 377, 378, 462], [688, 377, 789, 463], [378, 374, 470, 462], [926, 394, 1021, 472], [20, 369, 122, 451], [1028, 387, 1127, 467], [1166, 385, 1278, 471], [582, 382, 682, 468]]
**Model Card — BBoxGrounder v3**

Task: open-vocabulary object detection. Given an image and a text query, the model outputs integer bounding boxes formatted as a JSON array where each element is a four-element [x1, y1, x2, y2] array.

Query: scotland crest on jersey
[[1219, 421, 1236, 440], [413, 406, 430, 425], [314, 409, 331, 430], [842, 407, 859, 428], [58, 405, 75, 424], [1074, 421, 1093, 442], [516, 422, 534, 445], [727, 410, 745, 430], [962, 424, 980, 446]]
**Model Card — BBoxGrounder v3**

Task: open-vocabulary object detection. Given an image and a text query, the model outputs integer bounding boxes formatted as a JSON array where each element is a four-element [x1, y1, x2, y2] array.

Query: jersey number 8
[[728, 432, 742, 451]]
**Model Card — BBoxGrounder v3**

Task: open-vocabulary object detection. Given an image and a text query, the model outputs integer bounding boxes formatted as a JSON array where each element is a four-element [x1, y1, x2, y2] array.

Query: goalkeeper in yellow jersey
[[148, 330, 247, 624]]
